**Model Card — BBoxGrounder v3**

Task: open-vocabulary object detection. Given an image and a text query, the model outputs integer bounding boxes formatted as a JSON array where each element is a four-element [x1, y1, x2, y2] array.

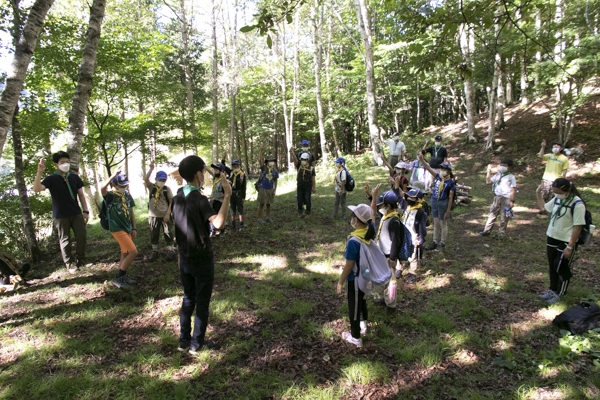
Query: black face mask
[[406, 199, 417, 206], [214, 173, 221, 177]]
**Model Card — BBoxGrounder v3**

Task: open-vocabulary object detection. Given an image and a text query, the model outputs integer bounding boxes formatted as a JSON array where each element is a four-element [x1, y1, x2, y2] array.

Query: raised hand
[[37, 158, 46, 174]]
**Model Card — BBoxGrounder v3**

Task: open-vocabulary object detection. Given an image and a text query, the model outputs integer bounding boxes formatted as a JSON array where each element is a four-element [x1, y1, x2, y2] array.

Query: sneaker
[[177, 341, 190, 352], [123, 275, 137, 285], [189, 339, 215, 354], [165, 245, 176, 252], [239, 225, 244, 231], [258, 218, 265, 224], [341, 331, 362, 348], [112, 275, 130, 289], [435, 242, 446, 252], [477, 231, 490, 237], [265, 217, 273, 223], [538, 289, 555, 300], [545, 291, 561, 305], [423, 242, 438, 250], [67, 263, 78, 274], [360, 321, 367, 336]]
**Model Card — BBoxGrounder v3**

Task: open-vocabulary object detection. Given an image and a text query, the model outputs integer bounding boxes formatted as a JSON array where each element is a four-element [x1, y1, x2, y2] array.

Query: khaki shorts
[[111, 231, 137, 254], [258, 188, 275, 205]]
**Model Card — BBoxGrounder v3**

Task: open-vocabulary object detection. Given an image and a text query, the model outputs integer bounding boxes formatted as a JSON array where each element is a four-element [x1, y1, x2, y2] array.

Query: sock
[[117, 269, 127, 278]]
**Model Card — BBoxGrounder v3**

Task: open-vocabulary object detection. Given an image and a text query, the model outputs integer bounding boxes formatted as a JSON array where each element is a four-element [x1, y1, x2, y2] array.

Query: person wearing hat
[[382, 158, 410, 193], [33, 151, 90, 273], [537, 139, 570, 210], [400, 187, 428, 283], [290, 139, 316, 166], [383, 134, 406, 166], [209, 163, 229, 236], [101, 169, 138, 289], [417, 153, 455, 252], [294, 152, 316, 217], [331, 157, 348, 220], [257, 144, 279, 223], [336, 203, 378, 348], [478, 159, 517, 239], [229, 159, 247, 230], [424, 135, 448, 169], [144, 161, 175, 260]]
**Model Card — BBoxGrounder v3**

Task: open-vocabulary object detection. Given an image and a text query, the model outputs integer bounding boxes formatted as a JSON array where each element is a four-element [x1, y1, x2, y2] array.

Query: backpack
[[568, 200, 594, 245], [349, 237, 391, 295], [148, 185, 169, 209], [421, 201, 432, 227], [553, 302, 600, 334], [99, 199, 112, 230], [343, 168, 355, 192], [390, 217, 415, 261]]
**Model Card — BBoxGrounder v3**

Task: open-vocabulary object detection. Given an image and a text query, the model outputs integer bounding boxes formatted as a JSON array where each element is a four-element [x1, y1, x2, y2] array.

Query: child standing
[[336, 203, 377, 347], [229, 159, 247, 231], [257, 146, 279, 223], [172, 155, 232, 353], [478, 159, 516, 239], [144, 161, 175, 260], [101, 170, 138, 289], [418, 153, 455, 252], [209, 163, 228, 236], [295, 153, 316, 217], [401, 188, 428, 283], [331, 157, 347, 220]]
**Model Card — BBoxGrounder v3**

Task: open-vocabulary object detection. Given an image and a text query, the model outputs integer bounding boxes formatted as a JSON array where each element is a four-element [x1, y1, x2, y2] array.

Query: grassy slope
[[1, 98, 599, 400]]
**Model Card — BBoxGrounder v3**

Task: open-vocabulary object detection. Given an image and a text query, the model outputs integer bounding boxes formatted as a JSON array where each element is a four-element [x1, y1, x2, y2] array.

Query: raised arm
[[370, 183, 381, 222], [208, 178, 232, 229], [417, 152, 437, 176], [538, 139, 546, 158], [144, 160, 155, 186], [101, 169, 121, 196], [381, 157, 394, 174], [258, 144, 265, 166], [289, 147, 298, 165], [33, 158, 47, 193], [485, 164, 493, 185], [535, 184, 546, 211]]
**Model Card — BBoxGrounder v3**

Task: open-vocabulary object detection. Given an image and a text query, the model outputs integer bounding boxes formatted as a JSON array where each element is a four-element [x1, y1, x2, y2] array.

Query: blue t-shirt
[[258, 165, 279, 190], [344, 238, 361, 282], [431, 174, 456, 201]]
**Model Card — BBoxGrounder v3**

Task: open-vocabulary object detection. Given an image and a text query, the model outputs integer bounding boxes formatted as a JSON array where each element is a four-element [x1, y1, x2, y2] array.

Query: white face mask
[[499, 166, 508, 173], [268, 162, 275, 167], [302, 146, 309, 151], [116, 187, 127, 194], [233, 167, 240, 172], [378, 206, 387, 215], [156, 181, 166, 188], [440, 170, 448, 177], [350, 217, 357, 229], [395, 168, 402, 174], [58, 163, 70, 172], [301, 160, 308, 166], [435, 141, 441, 147], [393, 137, 399, 142], [552, 147, 561, 154], [555, 193, 567, 200]]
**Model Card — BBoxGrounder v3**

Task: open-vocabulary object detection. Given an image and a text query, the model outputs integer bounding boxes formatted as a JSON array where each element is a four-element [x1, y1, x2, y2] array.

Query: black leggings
[[347, 280, 368, 339], [546, 236, 577, 296]]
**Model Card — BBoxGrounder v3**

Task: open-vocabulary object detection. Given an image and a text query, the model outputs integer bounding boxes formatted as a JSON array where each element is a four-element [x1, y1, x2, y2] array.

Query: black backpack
[[555, 199, 594, 245], [99, 199, 112, 230], [343, 168, 355, 192], [553, 302, 600, 334]]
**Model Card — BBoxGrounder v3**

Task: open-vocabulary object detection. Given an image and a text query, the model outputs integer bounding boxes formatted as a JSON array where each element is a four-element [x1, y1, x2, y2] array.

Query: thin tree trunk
[[312, 1, 329, 166], [459, 23, 477, 142], [497, 56, 506, 129], [180, 0, 197, 155], [324, 5, 340, 157], [65, 0, 106, 173], [0, 0, 55, 161], [211, 0, 219, 163]]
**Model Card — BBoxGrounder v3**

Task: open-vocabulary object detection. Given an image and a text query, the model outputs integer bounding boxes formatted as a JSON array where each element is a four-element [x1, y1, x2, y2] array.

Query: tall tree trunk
[[520, 45, 529, 104], [0, 0, 55, 161], [496, 56, 506, 129], [324, 5, 340, 157], [211, 0, 219, 163], [312, 1, 329, 165], [12, 108, 41, 261], [505, 56, 514, 105], [180, 0, 197, 155], [416, 79, 421, 131], [353, 0, 383, 165], [274, 29, 293, 173], [459, 23, 477, 142], [65, 0, 106, 173]]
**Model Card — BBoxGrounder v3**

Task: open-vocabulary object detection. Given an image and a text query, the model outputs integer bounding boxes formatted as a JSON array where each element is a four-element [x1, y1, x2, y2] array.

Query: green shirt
[[105, 191, 136, 233]]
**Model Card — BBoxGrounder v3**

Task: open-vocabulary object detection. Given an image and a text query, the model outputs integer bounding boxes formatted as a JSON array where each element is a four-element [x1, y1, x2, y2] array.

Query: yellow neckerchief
[[183, 184, 200, 197], [152, 184, 163, 207], [347, 227, 370, 244], [333, 165, 344, 183], [299, 163, 312, 179], [376, 210, 400, 240], [54, 170, 75, 200], [212, 176, 222, 193], [265, 166, 275, 181], [111, 190, 130, 219], [435, 174, 452, 200], [231, 170, 243, 189], [402, 203, 422, 224]]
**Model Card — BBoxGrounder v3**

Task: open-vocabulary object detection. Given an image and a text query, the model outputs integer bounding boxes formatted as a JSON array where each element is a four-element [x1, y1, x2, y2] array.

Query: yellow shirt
[[542, 153, 569, 181]]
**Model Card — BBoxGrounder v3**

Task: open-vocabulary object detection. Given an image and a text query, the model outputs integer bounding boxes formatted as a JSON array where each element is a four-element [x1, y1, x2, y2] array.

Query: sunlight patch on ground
[[246, 254, 288, 271], [463, 268, 507, 292], [451, 349, 479, 366], [304, 262, 337, 275], [297, 251, 322, 261], [421, 274, 452, 290], [536, 307, 562, 322], [492, 339, 513, 353]]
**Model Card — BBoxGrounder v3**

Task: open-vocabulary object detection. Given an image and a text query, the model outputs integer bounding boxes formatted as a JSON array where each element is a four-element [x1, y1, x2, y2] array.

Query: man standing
[[33, 152, 89, 273], [478, 159, 517, 239], [424, 135, 448, 169], [384, 134, 406, 166], [537, 140, 569, 210]]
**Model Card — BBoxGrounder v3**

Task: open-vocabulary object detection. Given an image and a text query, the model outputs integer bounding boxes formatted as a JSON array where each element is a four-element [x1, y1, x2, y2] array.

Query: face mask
[[378, 206, 387, 215], [440, 170, 448, 177], [499, 166, 508, 173], [407, 199, 417, 206], [116, 187, 127, 194], [156, 181, 166, 188], [214, 172, 221, 178], [350, 217, 357, 229], [393, 137, 399, 142], [233, 168, 240, 172], [58, 163, 70, 172], [395, 168, 402, 174], [302, 147, 309, 151], [268, 162, 275, 167], [301, 160, 308, 166], [552, 147, 560, 154], [336, 163, 342, 168], [555, 193, 567, 200], [435, 141, 441, 147]]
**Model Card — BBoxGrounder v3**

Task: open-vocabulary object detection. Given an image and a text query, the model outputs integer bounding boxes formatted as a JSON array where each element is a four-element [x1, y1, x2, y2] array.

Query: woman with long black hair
[[535, 178, 586, 304]]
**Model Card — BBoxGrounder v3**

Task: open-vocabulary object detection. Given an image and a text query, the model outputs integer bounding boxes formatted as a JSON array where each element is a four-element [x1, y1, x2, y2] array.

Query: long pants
[[546, 236, 576, 296], [54, 215, 86, 265], [347, 280, 367, 339], [482, 195, 511, 235], [149, 216, 174, 246], [332, 192, 347, 219], [388, 155, 399, 167], [297, 186, 312, 213], [179, 257, 214, 348]]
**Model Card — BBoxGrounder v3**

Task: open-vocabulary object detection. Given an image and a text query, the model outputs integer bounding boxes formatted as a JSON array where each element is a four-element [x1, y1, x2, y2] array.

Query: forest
[[1, 0, 600, 398]]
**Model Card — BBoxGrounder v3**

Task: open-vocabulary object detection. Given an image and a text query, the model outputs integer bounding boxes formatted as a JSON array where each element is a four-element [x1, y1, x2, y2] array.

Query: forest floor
[[1, 97, 600, 399]]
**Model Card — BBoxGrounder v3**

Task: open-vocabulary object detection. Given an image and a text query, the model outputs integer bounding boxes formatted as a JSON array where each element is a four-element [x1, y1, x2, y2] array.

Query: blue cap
[[439, 161, 453, 170], [232, 159, 241, 165], [111, 173, 129, 186], [301, 139, 310, 145], [406, 187, 423, 199], [335, 157, 345, 164], [211, 163, 227, 172], [156, 171, 168, 181], [377, 190, 398, 206]]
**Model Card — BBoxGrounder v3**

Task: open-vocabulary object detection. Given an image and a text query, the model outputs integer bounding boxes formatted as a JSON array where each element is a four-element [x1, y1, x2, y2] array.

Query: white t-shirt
[[335, 169, 347, 193], [490, 172, 516, 198], [544, 196, 586, 242], [384, 139, 406, 156]]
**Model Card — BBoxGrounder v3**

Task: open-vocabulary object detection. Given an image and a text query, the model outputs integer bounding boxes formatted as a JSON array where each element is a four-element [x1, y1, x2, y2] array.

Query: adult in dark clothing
[[172, 155, 231, 354], [424, 135, 448, 169], [229, 159, 247, 231], [33, 151, 89, 273]]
